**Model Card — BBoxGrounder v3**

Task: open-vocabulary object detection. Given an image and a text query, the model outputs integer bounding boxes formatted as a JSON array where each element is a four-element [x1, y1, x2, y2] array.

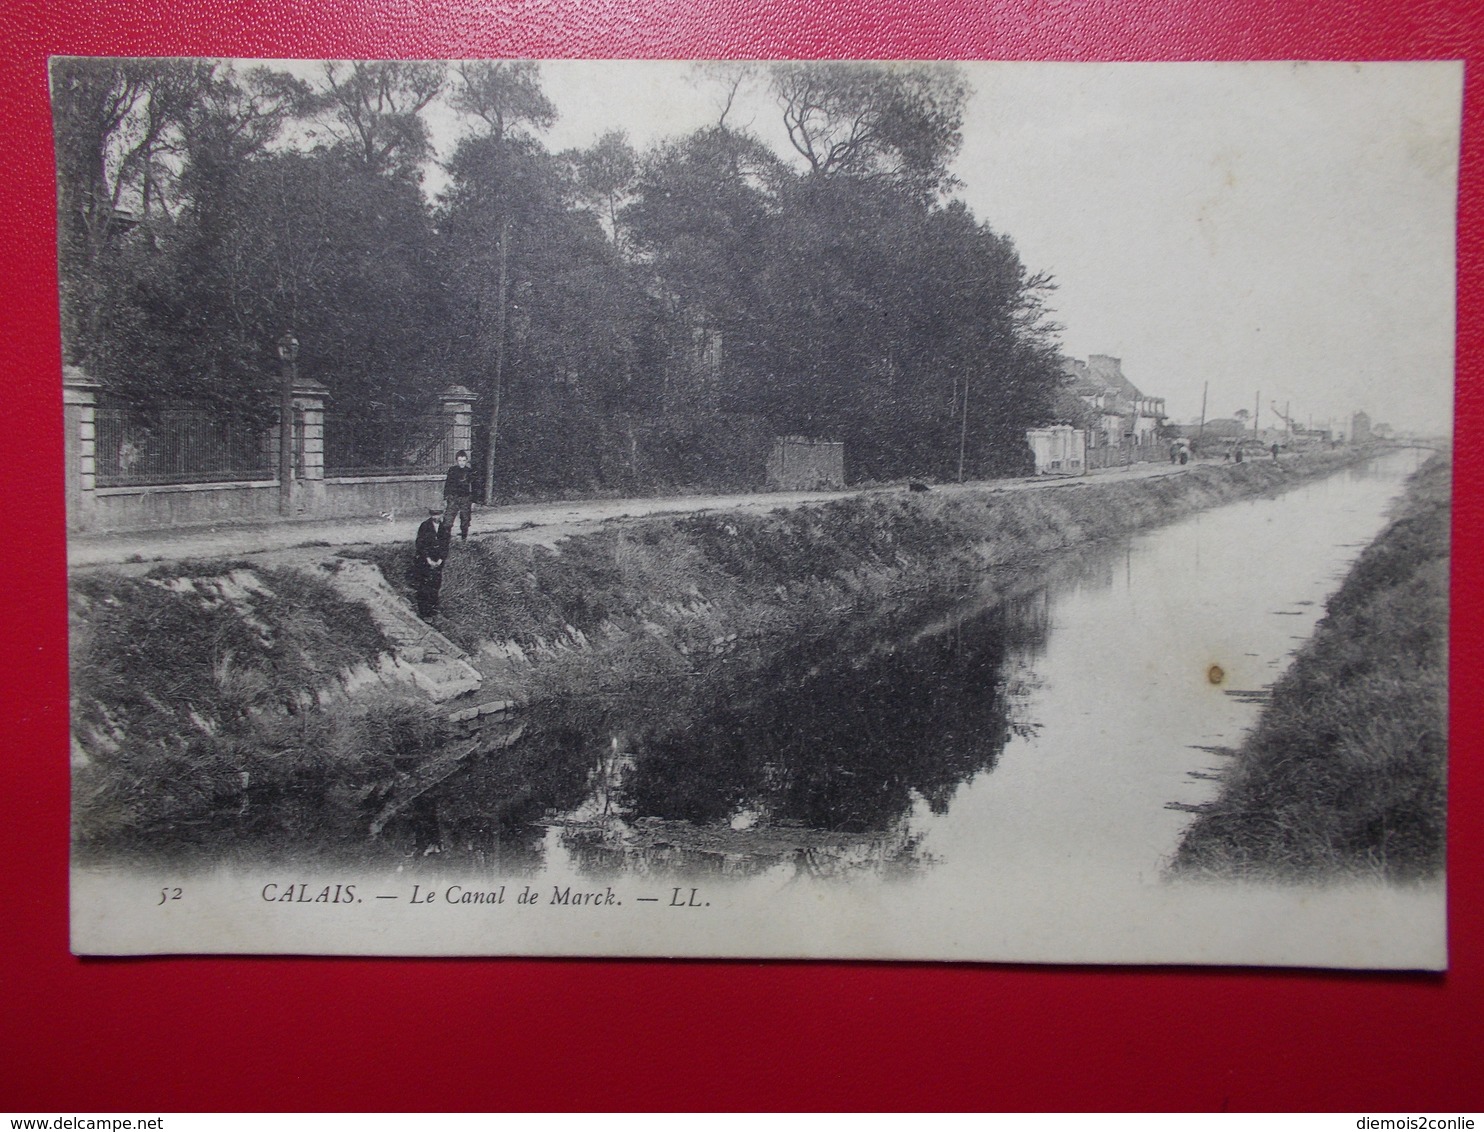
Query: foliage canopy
[[53, 58, 1065, 490]]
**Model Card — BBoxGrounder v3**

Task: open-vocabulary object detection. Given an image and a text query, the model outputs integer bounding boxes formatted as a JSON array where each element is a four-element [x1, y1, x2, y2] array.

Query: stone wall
[[766, 437, 845, 491]]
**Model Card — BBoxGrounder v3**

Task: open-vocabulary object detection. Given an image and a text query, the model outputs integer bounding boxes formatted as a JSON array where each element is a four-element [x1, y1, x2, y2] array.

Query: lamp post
[[277, 331, 299, 517]]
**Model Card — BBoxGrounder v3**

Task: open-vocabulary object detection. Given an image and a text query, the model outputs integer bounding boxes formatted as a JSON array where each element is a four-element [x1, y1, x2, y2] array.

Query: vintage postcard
[[60, 59, 1456, 964]]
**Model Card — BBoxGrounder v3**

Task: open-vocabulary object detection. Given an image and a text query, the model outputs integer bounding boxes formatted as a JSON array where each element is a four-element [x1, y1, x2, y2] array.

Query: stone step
[[322, 560, 483, 703]]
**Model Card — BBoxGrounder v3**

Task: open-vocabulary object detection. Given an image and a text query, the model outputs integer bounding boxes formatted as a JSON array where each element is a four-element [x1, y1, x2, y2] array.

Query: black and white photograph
[[59, 58, 1456, 964]]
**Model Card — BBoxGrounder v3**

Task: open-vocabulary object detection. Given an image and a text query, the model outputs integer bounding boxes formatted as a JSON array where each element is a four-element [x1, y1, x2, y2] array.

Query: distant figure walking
[[1234, 444, 1244, 463], [1169, 440, 1180, 464], [442, 449, 475, 542], [412, 508, 449, 619], [1271, 442, 1280, 461]]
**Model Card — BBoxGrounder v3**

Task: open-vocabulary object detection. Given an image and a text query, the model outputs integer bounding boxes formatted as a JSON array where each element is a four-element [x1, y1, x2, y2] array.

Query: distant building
[[1054, 354, 1166, 449], [1295, 426, 1333, 443], [1026, 424, 1087, 475], [1191, 417, 1250, 440], [1351, 411, 1373, 443]]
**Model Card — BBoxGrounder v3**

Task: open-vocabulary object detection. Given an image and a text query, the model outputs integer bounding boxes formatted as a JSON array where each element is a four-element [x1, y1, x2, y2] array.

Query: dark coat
[[443, 464, 474, 499], [413, 517, 446, 580]]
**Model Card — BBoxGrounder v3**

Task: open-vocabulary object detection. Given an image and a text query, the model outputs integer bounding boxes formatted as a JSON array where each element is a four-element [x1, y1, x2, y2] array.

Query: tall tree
[[139, 66, 316, 413], [443, 61, 565, 500], [312, 61, 445, 177], [176, 64, 311, 205], [566, 130, 637, 249], [691, 61, 760, 129], [242, 150, 444, 464], [448, 61, 557, 142], [623, 126, 785, 413], [51, 57, 214, 369], [768, 62, 969, 199], [440, 130, 655, 493]]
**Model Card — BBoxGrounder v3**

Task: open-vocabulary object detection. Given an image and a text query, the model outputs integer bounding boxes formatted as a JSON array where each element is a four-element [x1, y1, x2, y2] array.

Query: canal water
[[405, 451, 1430, 895], [911, 449, 1427, 891]]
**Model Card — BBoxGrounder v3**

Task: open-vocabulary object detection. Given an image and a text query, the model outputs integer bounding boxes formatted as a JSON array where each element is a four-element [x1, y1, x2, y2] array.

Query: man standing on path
[[412, 508, 449, 619], [442, 449, 475, 542]]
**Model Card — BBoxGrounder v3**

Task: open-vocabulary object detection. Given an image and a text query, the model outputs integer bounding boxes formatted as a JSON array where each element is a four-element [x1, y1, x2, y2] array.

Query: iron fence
[[324, 413, 452, 478], [94, 406, 274, 487]]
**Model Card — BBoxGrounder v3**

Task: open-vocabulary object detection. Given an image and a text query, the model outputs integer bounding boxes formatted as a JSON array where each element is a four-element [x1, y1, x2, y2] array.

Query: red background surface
[[2, 0, 1480, 1112]]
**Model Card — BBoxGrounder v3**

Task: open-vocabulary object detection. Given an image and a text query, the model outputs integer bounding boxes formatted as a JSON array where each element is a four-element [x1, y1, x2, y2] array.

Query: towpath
[[68, 459, 1196, 570]]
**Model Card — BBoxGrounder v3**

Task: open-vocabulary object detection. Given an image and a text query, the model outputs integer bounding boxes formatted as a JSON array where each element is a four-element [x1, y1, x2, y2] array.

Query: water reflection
[[410, 558, 1081, 878]]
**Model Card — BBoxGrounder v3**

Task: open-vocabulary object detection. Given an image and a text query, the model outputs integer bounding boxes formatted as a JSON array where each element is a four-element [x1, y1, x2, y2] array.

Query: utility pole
[[1197, 381, 1208, 445], [957, 370, 970, 483], [1129, 395, 1140, 465], [1254, 390, 1261, 441], [483, 218, 510, 506]]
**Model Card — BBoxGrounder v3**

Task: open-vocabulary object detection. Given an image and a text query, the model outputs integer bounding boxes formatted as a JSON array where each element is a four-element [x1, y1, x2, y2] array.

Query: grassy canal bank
[[1172, 452, 1450, 882], [357, 450, 1376, 706], [70, 447, 1378, 854]]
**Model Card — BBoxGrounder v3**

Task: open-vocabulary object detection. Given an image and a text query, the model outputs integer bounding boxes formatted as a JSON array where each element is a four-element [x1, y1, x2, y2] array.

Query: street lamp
[[277, 331, 299, 516]]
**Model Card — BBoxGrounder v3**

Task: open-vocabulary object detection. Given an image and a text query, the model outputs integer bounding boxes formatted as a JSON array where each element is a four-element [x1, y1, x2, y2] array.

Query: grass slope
[[1172, 454, 1450, 881], [361, 452, 1369, 697], [68, 563, 441, 852]]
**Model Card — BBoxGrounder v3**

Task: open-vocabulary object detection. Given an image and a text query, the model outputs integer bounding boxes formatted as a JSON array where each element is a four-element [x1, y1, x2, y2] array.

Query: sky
[[319, 59, 1464, 435]]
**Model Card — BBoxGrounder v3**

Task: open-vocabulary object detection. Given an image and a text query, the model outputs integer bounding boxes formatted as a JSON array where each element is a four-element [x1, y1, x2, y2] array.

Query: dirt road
[[67, 460, 1193, 570]]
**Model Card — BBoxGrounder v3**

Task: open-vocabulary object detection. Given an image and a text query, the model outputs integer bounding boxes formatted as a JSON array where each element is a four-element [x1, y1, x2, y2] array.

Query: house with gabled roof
[[1054, 354, 1166, 450]]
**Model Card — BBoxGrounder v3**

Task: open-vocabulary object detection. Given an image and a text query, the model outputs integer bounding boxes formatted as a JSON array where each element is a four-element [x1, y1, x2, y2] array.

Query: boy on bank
[[412, 508, 449, 619], [442, 449, 474, 541]]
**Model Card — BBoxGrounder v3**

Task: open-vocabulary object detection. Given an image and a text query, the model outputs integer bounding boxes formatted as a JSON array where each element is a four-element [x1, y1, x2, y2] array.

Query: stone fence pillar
[[62, 366, 101, 532], [292, 379, 329, 515], [440, 385, 476, 464]]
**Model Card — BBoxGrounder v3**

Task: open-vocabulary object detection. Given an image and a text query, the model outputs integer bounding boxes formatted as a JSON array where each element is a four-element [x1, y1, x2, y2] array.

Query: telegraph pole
[[957, 370, 970, 483], [484, 219, 510, 506]]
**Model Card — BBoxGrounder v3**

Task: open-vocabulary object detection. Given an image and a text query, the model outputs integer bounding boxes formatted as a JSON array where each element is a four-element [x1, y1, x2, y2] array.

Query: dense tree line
[[52, 58, 1064, 493]]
